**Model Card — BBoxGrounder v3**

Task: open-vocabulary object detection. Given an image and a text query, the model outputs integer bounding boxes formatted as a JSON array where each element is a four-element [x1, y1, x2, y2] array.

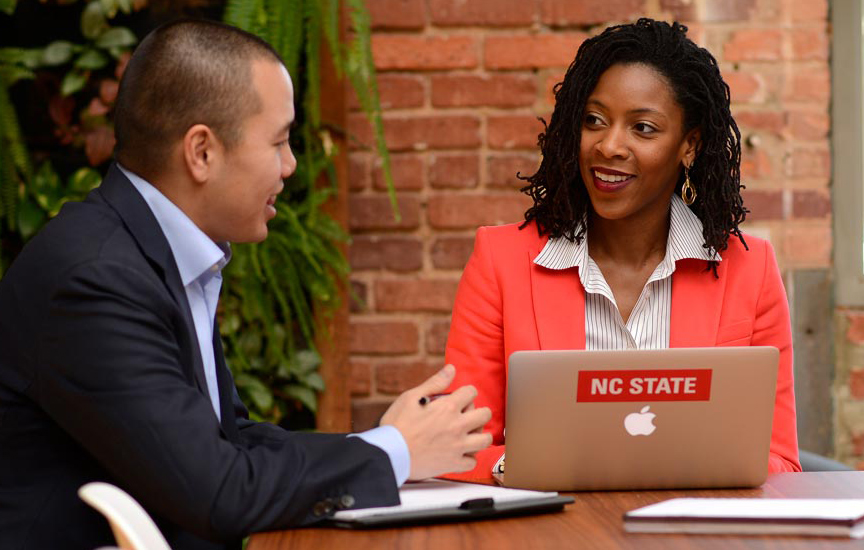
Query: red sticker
[[576, 369, 712, 402]]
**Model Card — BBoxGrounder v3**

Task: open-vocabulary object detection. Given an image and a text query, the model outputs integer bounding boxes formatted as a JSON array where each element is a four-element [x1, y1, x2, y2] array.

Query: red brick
[[538, 0, 644, 26], [851, 369, 864, 399], [349, 195, 420, 231], [788, 111, 829, 140], [853, 431, 864, 456], [350, 320, 419, 354], [783, 0, 828, 22], [428, 194, 531, 228], [742, 189, 784, 221], [785, 148, 830, 179], [349, 153, 370, 191], [431, 74, 536, 108], [349, 236, 423, 272], [733, 110, 784, 136], [366, 0, 425, 29], [740, 147, 773, 180], [723, 30, 783, 62], [431, 236, 475, 269], [847, 313, 864, 344], [660, 0, 697, 21], [783, 224, 831, 267], [376, 360, 441, 394], [373, 154, 424, 191], [488, 115, 545, 150], [430, 0, 534, 27], [349, 74, 425, 111], [375, 279, 460, 312], [349, 113, 482, 152], [427, 319, 451, 355], [350, 360, 372, 396], [351, 400, 391, 432], [350, 280, 367, 313], [791, 28, 829, 61], [429, 153, 480, 189], [792, 190, 831, 219], [725, 71, 764, 104], [372, 35, 478, 71], [488, 153, 539, 188], [702, 0, 756, 21], [784, 68, 830, 102], [485, 33, 587, 70]]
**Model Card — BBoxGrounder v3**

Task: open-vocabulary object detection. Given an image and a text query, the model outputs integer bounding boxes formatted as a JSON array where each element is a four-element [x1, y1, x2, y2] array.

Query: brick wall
[[346, 0, 831, 431]]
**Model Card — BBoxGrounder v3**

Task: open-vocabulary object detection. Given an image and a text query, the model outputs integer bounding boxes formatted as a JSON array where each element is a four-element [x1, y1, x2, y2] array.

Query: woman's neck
[[587, 206, 671, 270]]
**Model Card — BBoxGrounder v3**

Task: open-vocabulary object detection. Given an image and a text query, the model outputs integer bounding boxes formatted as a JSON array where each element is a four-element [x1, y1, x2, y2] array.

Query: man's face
[[203, 59, 296, 243]]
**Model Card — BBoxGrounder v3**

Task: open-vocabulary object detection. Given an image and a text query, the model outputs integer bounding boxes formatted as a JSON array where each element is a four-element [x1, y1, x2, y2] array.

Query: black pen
[[418, 393, 450, 406]]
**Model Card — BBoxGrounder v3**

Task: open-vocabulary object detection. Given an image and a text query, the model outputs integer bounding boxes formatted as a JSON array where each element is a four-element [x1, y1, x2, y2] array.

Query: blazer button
[[338, 495, 356, 509]]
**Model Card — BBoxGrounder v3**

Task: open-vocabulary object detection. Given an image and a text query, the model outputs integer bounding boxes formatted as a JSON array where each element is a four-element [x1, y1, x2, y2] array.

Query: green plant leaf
[[283, 385, 317, 413], [74, 48, 109, 70], [0, 0, 16, 16], [16, 198, 45, 239], [99, 0, 118, 18], [0, 65, 35, 87], [0, 47, 44, 69], [42, 41, 76, 66], [95, 27, 137, 49], [68, 167, 102, 194], [81, 1, 108, 40], [304, 371, 325, 392], [61, 70, 88, 96], [31, 162, 63, 212], [235, 373, 274, 411]]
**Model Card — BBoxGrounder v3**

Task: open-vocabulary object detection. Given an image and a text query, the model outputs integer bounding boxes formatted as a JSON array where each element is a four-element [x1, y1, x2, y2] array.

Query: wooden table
[[248, 472, 864, 549]]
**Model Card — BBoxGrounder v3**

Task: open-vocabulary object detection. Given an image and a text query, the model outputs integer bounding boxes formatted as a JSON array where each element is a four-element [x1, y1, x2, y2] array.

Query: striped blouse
[[532, 195, 719, 350]]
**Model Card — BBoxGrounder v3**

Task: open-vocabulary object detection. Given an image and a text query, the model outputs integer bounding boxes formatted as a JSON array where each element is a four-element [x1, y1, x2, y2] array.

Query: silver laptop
[[499, 347, 779, 491]]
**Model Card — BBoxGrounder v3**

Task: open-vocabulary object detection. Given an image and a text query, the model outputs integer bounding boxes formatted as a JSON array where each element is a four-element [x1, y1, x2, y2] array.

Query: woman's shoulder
[[720, 231, 776, 268], [475, 220, 546, 248]]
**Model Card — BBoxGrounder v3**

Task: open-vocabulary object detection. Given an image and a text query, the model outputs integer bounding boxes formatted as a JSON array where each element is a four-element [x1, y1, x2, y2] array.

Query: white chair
[[78, 482, 172, 550]]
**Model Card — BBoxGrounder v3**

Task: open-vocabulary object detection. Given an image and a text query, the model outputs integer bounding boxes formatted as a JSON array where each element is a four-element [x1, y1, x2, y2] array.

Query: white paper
[[628, 498, 864, 521], [333, 478, 559, 520]]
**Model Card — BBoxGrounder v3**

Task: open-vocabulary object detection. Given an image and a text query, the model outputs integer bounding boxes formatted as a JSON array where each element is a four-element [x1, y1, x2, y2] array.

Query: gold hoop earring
[[681, 167, 697, 206]]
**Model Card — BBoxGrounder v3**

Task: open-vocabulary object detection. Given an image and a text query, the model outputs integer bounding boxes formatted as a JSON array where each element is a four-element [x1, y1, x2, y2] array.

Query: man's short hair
[[114, 19, 283, 179]]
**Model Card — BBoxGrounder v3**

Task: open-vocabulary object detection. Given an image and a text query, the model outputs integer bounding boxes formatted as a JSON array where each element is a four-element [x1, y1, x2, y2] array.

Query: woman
[[445, 19, 800, 478]]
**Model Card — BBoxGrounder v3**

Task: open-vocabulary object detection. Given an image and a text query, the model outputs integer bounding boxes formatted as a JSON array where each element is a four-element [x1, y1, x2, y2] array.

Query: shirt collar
[[118, 164, 230, 286], [533, 194, 719, 274]]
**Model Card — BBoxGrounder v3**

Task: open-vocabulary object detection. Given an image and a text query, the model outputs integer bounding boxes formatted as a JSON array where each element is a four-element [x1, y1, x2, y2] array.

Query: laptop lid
[[502, 347, 779, 491]]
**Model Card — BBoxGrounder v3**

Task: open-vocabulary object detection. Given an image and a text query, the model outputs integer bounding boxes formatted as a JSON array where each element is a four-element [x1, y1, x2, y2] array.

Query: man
[[0, 19, 491, 550]]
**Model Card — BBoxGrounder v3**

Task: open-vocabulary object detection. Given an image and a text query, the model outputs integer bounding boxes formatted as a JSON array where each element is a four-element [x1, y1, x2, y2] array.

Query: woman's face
[[578, 63, 700, 224]]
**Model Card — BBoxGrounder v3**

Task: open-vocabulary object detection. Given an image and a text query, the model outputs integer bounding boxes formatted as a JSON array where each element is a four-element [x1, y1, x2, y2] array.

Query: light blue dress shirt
[[118, 165, 410, 485]]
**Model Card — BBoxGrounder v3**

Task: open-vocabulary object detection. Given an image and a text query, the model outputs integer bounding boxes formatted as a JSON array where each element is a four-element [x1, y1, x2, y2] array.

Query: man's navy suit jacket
[[0, 164, 399, 549]]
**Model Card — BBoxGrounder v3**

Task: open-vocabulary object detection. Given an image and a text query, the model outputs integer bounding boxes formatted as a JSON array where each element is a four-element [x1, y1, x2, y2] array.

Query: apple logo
[[624, 405, 657, 436]]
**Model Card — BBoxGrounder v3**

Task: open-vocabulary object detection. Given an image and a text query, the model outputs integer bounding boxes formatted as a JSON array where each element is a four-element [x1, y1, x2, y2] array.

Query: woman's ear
[[182, 124, 221, 184], [681, 127, 702, 168]]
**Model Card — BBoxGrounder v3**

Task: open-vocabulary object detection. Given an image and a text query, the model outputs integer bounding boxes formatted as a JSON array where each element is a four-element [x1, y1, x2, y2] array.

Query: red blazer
[[445, 221, 801, 479]]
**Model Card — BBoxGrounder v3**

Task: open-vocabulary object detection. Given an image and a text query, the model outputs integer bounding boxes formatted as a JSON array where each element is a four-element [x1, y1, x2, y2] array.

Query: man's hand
[[380, 364, 492, 480]]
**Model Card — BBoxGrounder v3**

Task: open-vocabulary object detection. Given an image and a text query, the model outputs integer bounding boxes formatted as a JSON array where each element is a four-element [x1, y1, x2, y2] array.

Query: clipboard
[[328, 478, 574, 529]]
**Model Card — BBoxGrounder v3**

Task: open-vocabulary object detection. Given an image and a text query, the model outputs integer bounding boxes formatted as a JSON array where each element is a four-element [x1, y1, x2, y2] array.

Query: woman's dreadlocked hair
[[520, 18, 747, 272]]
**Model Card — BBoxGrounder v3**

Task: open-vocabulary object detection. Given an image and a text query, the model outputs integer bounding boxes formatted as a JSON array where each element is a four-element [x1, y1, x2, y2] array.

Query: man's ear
[[681, 127, 702, 168], [183, 124, 221, 184]]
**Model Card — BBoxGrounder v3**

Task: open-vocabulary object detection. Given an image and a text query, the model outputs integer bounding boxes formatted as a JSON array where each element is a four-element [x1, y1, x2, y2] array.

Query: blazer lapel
[[529, 249, 587, 350], [213, 320, 240, 442], [97, 164, 211, 397], [669, 258, 728, 347]]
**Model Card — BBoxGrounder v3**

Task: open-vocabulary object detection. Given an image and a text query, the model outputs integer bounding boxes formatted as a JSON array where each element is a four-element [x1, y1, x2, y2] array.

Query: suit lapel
[[669, 258, 728, 347], [529, 248, 586, 350], [213, 320, 240, 442], [97, 164, 211, 398]]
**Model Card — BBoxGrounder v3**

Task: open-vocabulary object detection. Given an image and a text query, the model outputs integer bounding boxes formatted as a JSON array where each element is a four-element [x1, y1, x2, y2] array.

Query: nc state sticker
[[576, 369, 712, 402]]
